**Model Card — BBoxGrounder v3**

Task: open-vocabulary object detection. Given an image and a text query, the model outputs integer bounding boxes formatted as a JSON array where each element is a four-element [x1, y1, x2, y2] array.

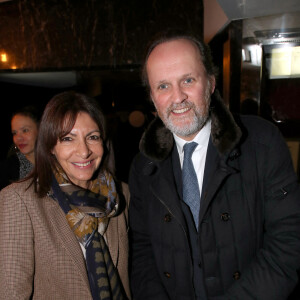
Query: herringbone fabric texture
[[182, 142, 200, 230], [0, 180, 131, 300]]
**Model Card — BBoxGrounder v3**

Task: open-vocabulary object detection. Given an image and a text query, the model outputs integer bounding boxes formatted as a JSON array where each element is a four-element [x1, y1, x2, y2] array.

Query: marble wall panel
[[0, 0, 203, 71]]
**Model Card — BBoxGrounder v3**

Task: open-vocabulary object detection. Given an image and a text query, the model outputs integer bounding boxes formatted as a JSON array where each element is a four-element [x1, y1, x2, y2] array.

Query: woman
[[0, 91, 130, 299], [0, 106, 39, 190]]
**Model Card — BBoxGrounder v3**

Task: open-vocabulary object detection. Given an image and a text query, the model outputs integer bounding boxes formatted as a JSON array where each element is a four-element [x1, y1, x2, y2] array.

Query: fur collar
[[139, 90, 242, 162]]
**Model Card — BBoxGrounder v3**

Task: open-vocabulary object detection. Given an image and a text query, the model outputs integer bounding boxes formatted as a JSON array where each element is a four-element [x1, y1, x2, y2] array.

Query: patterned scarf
[[16, 151, 33, 179], [51, 166, 125, 300]]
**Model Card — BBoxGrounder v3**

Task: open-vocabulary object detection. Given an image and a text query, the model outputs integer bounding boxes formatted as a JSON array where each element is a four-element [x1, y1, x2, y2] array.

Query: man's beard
[[158, 84, 211, 138]]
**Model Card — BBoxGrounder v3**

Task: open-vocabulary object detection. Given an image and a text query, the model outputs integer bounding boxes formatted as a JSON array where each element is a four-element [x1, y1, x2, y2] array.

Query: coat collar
[[139, 90, 242, 161]]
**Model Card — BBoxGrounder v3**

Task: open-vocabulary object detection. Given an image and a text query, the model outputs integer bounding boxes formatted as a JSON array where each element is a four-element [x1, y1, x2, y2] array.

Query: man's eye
[[158, 83, 168, 90], [184, 78, 194, 84]]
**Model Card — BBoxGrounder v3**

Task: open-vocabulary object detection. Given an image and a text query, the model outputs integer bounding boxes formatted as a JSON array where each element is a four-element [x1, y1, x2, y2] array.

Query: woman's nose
[[76, 140, 91, 158], [14, 132, 23, 141]]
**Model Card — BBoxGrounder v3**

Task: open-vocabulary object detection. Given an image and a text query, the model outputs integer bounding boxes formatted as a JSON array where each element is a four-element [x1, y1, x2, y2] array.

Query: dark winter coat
[[129, 91, 300, 300]]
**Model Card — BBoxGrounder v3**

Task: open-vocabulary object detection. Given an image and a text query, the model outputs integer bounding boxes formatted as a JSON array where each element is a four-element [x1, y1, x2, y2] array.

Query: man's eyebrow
[[153, 73, 195, 87], [156, 79, 168, 85], [181, 73, 193, 78]]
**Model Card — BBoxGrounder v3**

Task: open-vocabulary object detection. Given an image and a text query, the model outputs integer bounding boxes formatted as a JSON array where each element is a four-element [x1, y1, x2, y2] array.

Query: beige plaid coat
[[0, 180, 131, 300]]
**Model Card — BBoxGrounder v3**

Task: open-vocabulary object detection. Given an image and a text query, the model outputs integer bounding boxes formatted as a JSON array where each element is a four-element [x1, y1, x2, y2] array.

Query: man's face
[[146, 39, 215, 141]]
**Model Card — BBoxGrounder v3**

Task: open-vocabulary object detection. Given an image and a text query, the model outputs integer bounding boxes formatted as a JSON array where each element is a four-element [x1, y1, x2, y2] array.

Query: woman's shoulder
[[0, 180, 51, 218], [0, 179, 35, 198]]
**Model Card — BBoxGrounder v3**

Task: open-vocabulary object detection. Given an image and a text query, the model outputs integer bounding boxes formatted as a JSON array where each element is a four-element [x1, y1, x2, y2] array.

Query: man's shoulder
[[131, 152, 156, 172], [238, 115, 275, 129], [237, 115, 283, 145], [130, 150, 171, 183]]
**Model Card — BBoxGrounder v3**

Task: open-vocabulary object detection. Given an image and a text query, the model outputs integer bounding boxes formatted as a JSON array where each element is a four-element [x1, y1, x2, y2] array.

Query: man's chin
[[167, 122, 199, 137], [167, 117, 192, 128]]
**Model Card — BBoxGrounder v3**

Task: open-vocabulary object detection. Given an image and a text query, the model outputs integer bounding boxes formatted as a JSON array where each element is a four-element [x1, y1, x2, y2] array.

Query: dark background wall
[[0, 0, 204, 182], [0, 0, 203, 69]]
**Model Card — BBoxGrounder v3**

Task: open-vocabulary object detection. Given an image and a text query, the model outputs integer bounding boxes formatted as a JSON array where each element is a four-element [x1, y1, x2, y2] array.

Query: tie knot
[[183, 142, 198, 159]]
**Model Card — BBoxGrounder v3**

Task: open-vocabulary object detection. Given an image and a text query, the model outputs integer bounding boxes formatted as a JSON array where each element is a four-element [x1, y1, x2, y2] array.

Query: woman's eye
[[60, 136, 72, 142], [87, 135, 101, 143], [23, 128, 29, 133], [90, 135, 100, 140]]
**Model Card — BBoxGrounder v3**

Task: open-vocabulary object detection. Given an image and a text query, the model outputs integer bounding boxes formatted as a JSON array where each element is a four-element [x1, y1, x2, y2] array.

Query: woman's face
[[11, 114, 38, 157], [52, 112, 104, 189]]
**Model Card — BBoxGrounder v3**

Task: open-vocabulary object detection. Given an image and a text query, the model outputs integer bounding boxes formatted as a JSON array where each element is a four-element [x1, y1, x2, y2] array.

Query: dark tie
[[182, 142, 200, 230]]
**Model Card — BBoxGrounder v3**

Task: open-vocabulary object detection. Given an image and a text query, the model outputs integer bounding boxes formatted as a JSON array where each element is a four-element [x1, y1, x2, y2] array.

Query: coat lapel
[[105, 207, 119, 266], [45, 197, 90, 289]]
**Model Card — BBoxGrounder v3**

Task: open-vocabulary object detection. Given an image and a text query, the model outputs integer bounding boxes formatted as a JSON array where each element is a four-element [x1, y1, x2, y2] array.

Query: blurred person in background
[[0, 105, 40, 190]]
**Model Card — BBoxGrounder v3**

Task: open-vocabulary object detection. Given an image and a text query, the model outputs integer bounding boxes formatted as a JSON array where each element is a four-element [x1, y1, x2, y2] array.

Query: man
[[128, 31, 300, 299]]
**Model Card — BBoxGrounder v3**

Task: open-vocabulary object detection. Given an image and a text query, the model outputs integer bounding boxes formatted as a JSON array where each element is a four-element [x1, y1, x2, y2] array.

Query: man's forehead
[[147, 40, 204, 73], [150, 38, 197, 55], [146, 39, 202, 69]]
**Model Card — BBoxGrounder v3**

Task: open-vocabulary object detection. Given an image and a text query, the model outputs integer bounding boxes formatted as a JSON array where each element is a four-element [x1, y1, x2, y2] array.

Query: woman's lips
[[18, 144, 27, 150], [72, 160, 93, 168]]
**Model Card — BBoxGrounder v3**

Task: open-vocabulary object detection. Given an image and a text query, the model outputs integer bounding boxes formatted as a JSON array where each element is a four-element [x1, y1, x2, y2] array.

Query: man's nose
[[172, 85, 187, 103]]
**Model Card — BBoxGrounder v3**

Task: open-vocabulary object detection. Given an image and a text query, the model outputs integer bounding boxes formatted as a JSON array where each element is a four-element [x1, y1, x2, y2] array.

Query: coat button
[[233, 271, 241, 280], [229, 150, 240, 160], [164, 272, 171, 278], [221, 212, 230, 221], [164, 214, 172, 222]]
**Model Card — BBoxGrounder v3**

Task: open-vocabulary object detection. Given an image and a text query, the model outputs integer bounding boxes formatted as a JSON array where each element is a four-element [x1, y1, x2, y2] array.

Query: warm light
[[1, 53, 7, 62], [129, 110, 145, 128], [270, 46, 300, 78], [11, 65, 17, 69]]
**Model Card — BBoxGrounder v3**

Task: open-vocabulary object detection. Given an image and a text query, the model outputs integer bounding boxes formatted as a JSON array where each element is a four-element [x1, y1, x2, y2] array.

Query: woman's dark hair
[[141, 29, 218, 90], [31, 91, 111, 197], [12, 105, 41, 125]]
